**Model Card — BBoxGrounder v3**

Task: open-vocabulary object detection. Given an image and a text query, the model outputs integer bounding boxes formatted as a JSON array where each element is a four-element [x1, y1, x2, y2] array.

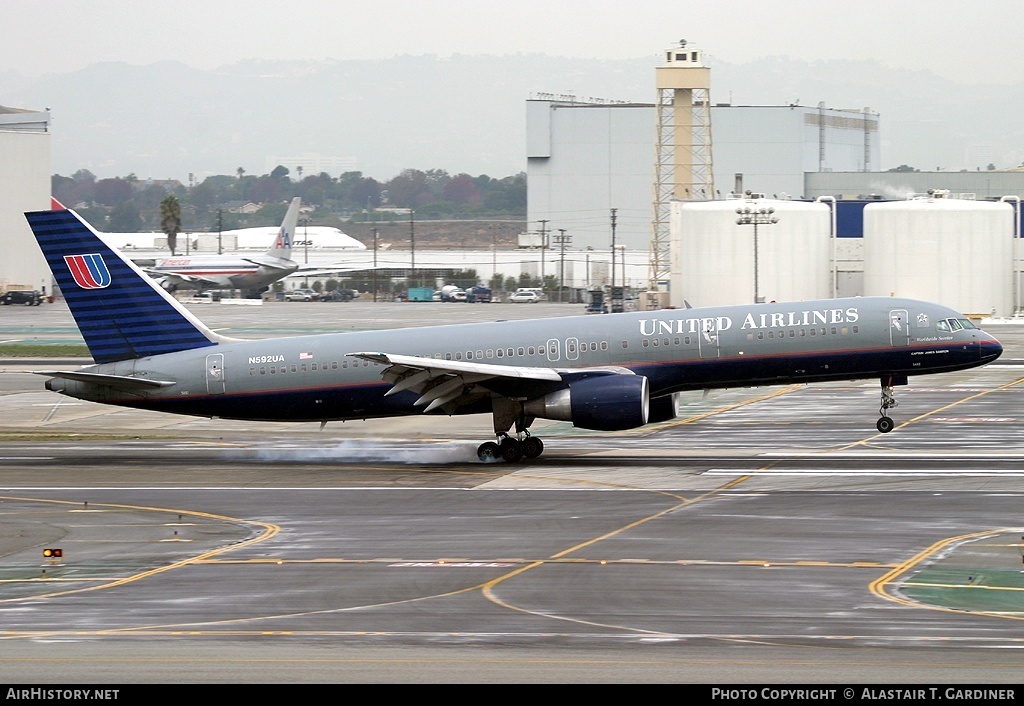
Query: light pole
[[555, 228, 570, 303], [735, 202, 779, 304], [615, 244, 627, 292], [302, 216, 309, 287], [372, 227, 378, 302]]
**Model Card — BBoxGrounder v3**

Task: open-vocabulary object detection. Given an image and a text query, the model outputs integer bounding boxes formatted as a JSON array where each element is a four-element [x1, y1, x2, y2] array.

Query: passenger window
[[528, 346, 535, 355], [642, 339, 650, 348], [601, 342, 608, 350], [517, 347, 525, 356], [497, 349, 503, 357], [455, 352, 462, 360]]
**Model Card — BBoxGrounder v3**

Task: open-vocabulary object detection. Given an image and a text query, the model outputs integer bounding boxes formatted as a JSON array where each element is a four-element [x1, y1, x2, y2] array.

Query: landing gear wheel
[[477, 442, 500, 462], [522, 436, 544, 459], [876, 417, 894, 434], [500, 438, 524, 462]]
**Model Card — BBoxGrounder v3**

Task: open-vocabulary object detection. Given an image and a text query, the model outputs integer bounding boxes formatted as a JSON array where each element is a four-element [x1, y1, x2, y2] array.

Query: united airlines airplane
[[25, 207, 1003, 463]]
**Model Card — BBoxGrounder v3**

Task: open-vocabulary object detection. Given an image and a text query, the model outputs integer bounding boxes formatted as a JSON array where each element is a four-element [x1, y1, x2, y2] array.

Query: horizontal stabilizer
[[35, 370, 176, 390]]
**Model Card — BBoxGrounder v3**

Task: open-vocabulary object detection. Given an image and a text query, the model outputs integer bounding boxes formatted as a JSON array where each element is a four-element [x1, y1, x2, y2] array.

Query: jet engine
[[522, 374, 650, 431]]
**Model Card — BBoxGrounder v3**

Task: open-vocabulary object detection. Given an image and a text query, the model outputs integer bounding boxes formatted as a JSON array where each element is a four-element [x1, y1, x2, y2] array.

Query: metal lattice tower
[[650, 40, 714, 290]]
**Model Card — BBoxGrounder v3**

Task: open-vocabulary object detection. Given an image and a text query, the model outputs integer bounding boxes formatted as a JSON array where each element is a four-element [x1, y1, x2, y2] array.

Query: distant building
[[0, 105, 51, 294], [526, 98, 880, 254]]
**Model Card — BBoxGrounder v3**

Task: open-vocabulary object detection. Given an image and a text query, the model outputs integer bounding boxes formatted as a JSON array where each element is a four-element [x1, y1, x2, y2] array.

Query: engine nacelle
[[522, 375, 649, 431], [648, 393, 678, 424]]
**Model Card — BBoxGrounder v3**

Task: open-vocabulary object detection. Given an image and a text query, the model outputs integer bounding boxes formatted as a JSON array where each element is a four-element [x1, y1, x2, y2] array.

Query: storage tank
[[670, 196, 832, 307], [862, 192, 1015, 317]]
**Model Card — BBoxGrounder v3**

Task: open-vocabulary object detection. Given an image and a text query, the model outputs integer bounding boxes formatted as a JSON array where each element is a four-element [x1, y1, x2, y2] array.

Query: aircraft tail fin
[[264, 197, 301, 260], [25, 208, 225, 364]]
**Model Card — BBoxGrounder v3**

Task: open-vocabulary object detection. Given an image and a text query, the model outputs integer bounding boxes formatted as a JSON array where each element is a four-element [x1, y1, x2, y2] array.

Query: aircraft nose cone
[[980, 334, 1003, 362]]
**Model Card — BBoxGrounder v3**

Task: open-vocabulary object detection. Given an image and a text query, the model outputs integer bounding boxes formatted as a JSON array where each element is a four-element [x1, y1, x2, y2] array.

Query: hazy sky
[[4, 0, 1021, 85]]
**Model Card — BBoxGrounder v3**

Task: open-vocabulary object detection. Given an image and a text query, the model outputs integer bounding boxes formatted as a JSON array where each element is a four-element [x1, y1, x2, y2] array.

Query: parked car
[[509, 290, 541, 303], [284, 288, 319, 302], [1, 289, 42, 306], [321, 288, 355, 302]]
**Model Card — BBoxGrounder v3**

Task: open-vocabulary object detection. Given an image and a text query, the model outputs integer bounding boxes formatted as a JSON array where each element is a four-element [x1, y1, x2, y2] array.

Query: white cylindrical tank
[[670, 197, 832, 307], [862, 194, 1015, 316]]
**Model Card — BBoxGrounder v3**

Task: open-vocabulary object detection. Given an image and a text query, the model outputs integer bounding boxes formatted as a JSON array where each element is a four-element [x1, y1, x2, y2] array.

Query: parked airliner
[[25, 207, 1003, 462], [142, 197, 302, 297]]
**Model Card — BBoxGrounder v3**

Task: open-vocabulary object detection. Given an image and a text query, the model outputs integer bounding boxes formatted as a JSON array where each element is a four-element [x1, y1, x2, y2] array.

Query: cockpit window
[[938, 318, 978, 332]]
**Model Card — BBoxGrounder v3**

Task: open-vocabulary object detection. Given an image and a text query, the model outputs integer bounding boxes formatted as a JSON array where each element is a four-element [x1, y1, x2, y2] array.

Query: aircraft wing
[[348, 351, 636, 414], [241, 256, 299, 271], [292, 264, 379, 277]]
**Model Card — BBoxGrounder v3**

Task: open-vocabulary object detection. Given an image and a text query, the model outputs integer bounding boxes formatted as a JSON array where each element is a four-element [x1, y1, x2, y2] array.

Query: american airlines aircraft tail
[[24, 205, 1004, 463]]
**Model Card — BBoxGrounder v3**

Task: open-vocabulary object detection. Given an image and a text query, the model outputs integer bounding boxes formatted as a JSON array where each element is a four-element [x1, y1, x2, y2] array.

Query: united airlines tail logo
[[64, 254, 111, 289]]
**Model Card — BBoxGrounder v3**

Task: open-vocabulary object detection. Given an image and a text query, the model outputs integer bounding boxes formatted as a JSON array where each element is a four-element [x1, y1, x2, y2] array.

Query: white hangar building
[[0, 105, 52, 295], [526, 97, 880, 255]]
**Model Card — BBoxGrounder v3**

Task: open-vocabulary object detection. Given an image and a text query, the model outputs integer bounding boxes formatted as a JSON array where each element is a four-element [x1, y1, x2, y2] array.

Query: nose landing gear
[[876, 384, 899, 433]]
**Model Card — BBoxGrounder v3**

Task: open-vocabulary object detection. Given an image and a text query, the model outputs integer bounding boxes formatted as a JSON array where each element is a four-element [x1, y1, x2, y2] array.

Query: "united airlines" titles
[[639, 307, 860, 336]]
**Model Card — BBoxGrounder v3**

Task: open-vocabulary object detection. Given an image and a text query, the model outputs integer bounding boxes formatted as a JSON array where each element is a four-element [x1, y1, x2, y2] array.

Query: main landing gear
[[876, 384, 899, 433], [477, 432, 545, 463], [478, 399, 545, 462]]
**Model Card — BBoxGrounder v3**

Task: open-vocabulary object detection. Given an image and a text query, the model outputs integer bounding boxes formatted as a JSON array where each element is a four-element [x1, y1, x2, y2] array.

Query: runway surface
[[1, 301, 1024, 683]]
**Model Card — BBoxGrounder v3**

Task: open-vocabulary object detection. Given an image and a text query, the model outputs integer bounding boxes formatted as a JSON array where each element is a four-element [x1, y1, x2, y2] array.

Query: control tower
[[650, 40, 714, 289]]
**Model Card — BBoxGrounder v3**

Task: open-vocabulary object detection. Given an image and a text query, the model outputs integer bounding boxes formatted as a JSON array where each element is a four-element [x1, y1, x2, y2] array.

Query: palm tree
[[160, 195, 182, 256]]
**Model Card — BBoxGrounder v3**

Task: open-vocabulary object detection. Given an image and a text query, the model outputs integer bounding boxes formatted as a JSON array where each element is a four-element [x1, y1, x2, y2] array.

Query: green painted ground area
[[901, 564, 1024, 613]]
